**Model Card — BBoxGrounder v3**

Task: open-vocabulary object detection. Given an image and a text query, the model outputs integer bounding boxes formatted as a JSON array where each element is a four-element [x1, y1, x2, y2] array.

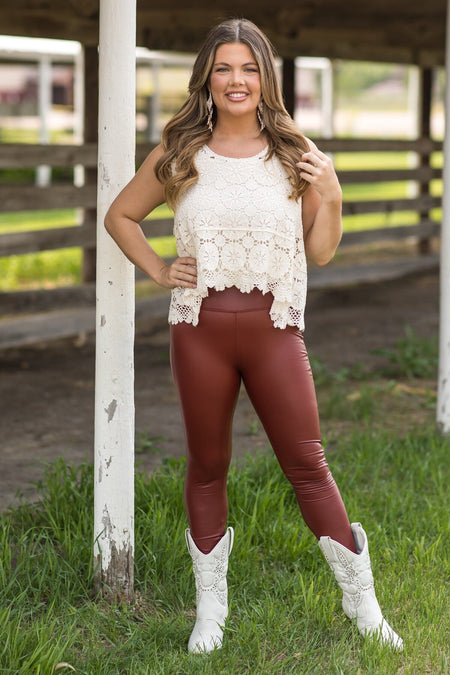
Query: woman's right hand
[[157, 257, 197, 289]]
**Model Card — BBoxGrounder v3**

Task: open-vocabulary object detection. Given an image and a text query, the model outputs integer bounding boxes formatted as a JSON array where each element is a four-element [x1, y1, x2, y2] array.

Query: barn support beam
[[82, 45, 99, 283], [437, 0, 450, 434], [73, 44, 85, 189], [94, 0, 137, 600], [418, 67, 434, 254], [321, 59, 334, 138], [282, 58, 296, 118], [36, 55, 51, 187]]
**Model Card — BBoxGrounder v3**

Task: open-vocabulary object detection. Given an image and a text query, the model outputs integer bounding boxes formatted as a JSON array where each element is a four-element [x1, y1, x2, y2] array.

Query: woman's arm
[[104, 144, 197, 289], [297, 139, 343, 266]]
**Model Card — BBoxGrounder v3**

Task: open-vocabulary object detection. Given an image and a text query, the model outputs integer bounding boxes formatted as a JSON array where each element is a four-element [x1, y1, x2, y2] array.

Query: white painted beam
[[36, 55, 51, 187], [94, 0, 136, 599], [73, 45, 85, 189], [321, 59, 334, 138], [437, 0, 450, 433]]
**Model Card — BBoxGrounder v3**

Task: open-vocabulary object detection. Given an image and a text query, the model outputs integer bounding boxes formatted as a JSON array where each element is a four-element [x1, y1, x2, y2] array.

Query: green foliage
[[0, 248, 82, 291], [373, 325, 439, 379], [0, 168, 36, 184], [334, 62, 408, 105], [0, 167, 76, 184], [0, 209, 78, 234], [0, 426, 448, 673], [135, 432, 166, 455], [309, 353, 367, 387], [310, 326, 439, 385], [0, 216, 176, 292]]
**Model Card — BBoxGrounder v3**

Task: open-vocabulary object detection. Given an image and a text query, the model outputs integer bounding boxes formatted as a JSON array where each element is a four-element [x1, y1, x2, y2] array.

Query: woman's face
[[208, 42, 262, 123]]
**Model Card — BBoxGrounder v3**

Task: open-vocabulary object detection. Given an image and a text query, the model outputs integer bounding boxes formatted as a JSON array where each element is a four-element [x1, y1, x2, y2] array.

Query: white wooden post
[[437, 0, 450, 434], [321, 59, 334, 138], [36, 55, 51, 187], [94, 0, 136, 599], [73, 44, 85, 189]]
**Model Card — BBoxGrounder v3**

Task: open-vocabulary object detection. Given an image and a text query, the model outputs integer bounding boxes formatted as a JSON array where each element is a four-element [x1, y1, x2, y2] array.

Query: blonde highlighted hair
[[155, 18, 310, 208]]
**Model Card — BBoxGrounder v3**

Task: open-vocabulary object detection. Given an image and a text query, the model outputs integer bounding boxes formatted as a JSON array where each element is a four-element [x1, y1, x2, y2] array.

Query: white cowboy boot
[[185, 526, 234, 653], [318, 522, 403, 650]]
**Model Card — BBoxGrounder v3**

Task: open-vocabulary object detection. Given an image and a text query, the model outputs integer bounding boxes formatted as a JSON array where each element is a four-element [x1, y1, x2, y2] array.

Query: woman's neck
[[209, 117, 266, 157], [207, 133, 267, 159], [213, 115, 261, 141]]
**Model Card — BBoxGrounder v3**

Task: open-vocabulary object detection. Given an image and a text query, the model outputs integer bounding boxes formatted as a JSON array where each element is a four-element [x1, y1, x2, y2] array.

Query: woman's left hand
[[296, 139, 342, 203]]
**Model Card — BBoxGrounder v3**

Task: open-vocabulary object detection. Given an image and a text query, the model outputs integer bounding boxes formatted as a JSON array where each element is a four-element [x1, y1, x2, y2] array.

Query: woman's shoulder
[[138, 144, 166, 175], [303, 136, 320, 152], [148, 143, 165, 162]]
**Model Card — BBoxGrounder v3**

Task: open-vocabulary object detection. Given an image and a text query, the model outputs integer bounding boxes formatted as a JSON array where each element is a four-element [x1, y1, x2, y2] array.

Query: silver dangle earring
[[206, 91, 214, 133], [257, 100, 265, 132]]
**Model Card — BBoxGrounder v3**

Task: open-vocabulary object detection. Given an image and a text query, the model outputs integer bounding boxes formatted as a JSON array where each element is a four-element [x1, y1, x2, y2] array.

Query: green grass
[[0, 128, 74, 145], [309, 326, 439, 436], [334, 152, 423, 171], [0, 204, 173, 236], [0, 248, 83, 291], [0, 425, 448, 673], [0, 209, 83, 291], [0, 206, 176, 292], [0, 332, 448, 672], [311, 325, 439, 385], [0, 210, 78, 234], [337, 150, 442, 231], [372, 326, 439, 379]]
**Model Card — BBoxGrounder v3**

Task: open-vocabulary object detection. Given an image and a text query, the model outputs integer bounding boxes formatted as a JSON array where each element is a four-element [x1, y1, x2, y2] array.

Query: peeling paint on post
[[94, 0, 136, 600], [437, 0, 450, 435]]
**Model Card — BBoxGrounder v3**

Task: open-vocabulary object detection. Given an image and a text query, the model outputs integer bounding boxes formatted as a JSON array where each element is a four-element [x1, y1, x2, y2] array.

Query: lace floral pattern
[[169, 145, 307, 329]]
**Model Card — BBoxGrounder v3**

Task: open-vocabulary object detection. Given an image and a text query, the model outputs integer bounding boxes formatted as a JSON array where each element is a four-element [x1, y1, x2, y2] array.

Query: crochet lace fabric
[[168, 145, 307, 329]]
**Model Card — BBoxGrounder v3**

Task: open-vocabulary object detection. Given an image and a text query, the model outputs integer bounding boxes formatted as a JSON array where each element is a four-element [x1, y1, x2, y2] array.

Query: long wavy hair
[[155, 18, 310, 208]]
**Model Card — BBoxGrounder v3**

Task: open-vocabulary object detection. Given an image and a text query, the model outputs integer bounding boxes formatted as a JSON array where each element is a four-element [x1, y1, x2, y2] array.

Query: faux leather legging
[[170, 286, 356, 554]]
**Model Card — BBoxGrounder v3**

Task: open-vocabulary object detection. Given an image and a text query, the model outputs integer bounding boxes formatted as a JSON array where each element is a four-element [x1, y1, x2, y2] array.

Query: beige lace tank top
[[168, 144, 307, 329]]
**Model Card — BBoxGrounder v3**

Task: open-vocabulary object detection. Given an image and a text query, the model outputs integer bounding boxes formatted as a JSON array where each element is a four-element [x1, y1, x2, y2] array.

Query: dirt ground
[[0, 268, 439, 511]]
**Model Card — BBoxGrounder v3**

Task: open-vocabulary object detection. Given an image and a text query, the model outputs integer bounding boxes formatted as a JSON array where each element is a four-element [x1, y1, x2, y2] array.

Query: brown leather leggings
[[170, 287, 356, 554]]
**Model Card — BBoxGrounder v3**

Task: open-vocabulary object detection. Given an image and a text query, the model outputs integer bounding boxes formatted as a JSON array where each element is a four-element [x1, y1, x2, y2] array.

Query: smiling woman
[[208, 42, 262, 144], [104, 17, 403, 657], [153, 20, 311, 207]]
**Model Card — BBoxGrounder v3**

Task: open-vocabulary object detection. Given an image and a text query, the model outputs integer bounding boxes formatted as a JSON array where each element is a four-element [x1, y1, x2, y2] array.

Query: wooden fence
[[0, 137, 442, 347], [0, 137, 442, 255]]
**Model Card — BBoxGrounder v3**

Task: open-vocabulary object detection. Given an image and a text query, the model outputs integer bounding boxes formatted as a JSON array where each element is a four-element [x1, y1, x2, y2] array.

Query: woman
[[105, 18, 403, 654]]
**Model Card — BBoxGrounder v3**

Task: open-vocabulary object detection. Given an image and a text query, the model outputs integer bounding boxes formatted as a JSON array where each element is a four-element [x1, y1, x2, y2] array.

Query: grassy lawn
[[0, 330, 448, 673], [0, 205, 175, 292]]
